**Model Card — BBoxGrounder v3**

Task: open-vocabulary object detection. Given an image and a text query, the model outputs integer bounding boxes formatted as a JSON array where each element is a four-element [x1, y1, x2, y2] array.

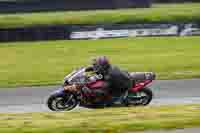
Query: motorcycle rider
[[85, 56, 132, 104]]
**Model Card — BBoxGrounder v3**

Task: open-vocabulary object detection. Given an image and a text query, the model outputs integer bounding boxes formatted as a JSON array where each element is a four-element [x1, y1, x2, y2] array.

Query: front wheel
[[47, 92, 78, 111], [127, 87, 153, 106]]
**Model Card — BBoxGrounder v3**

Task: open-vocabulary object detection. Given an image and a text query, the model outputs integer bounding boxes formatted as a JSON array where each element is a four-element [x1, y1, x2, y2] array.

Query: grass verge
[[0, 3, 200, 28], [0, 104, 200, 133], [0, 36, 200, 87]]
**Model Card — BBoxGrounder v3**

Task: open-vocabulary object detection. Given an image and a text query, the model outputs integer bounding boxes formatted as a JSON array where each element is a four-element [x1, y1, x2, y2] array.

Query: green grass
[[0, 3, 200, 28], [0, 36, 200, 87], [0, 104, 200, 133]]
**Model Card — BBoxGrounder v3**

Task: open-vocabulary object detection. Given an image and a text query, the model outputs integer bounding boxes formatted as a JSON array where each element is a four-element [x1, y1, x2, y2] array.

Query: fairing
[[129, 80, 152, 92], [87, 80, 106, 90]]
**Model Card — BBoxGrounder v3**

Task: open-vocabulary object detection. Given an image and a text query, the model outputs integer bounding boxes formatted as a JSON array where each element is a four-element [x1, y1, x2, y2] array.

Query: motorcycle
[[47, 67, 156, 111]]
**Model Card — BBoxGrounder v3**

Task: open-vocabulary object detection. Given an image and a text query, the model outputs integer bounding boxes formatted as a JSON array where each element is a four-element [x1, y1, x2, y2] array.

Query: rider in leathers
[[85, 56, 132, 103]]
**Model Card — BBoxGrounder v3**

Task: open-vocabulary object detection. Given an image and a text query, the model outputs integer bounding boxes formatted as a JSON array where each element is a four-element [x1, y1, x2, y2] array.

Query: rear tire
[[47, 93, 78, 111], [139, 87, 153, 105], [127, 87, 153, 106]]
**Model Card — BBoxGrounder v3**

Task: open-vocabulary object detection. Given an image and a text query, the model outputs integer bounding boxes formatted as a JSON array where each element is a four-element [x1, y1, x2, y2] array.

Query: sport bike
[[47, 67, 156, 111]]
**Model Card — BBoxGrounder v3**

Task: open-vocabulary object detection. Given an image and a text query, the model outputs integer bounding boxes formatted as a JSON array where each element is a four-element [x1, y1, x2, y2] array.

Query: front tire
[[47, 93, 78, 111]]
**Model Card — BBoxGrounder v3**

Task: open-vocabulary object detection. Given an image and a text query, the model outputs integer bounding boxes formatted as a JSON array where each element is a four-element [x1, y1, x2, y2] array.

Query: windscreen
[[67, 68, 86, 83]]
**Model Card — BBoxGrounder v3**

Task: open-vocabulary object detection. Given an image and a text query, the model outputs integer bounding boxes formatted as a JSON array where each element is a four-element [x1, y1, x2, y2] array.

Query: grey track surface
[[135, 128, 200, 133], [0, 79, 200, 113]]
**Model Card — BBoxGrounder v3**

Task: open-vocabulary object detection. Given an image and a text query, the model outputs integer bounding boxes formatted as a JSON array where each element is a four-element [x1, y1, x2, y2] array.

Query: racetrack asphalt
[[0, 79, 200, 113], [135, 128, 200, 133]]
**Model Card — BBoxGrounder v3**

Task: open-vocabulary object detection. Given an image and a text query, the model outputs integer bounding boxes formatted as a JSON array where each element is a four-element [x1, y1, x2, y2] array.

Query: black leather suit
[[86, 65, 132, 97]]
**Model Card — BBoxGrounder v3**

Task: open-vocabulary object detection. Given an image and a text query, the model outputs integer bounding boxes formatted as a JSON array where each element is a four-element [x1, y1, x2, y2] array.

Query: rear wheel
[[47, 93, 78, 111], [127, 87, 153, 106]]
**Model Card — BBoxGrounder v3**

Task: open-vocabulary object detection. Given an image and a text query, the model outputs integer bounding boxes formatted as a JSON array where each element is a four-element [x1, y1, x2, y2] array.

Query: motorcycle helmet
[[92, 56, 110, 74]]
